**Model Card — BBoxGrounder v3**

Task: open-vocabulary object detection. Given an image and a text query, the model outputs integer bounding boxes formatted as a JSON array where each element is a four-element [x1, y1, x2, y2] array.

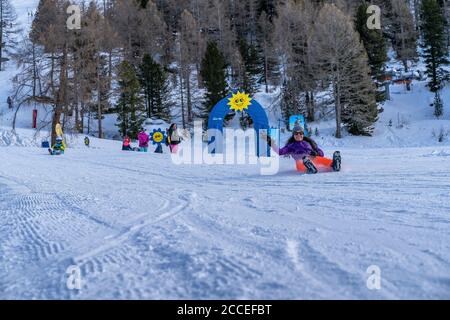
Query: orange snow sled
[[296, 156, 334, 173]]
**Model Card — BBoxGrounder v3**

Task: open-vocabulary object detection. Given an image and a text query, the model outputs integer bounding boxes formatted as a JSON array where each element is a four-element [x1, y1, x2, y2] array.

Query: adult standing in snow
[[7, 96, 13, 109], [263, 126, 341, 173], [167, 123, 182, 154], [137, 129, 150, 152]]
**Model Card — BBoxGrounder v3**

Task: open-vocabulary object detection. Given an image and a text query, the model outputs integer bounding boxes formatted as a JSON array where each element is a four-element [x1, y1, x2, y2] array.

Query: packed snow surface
[[0, 137, 449, 299]]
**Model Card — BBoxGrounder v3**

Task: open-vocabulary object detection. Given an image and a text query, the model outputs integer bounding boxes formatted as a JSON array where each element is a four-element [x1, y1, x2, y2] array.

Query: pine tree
[[0, 0, 20, 71], [138, 0, 150, 9], [238, 37, 262, 96], [433, 91, 444, 118], [115, 61, 146, 139], [139, 53, 171, 121], [236, 38, 260, 129], [421, 0, 449, 92], [355, 2, 388, 102], [199, 42, 228, 122], [257, 0, 278, 21]]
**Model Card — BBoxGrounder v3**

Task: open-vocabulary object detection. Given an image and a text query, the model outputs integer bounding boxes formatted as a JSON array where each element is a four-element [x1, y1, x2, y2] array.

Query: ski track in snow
[[0, 145, 449, 299]]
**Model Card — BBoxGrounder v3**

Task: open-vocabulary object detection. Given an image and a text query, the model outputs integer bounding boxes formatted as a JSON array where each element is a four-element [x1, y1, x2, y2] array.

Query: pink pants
[[170, 144, 179, 154]]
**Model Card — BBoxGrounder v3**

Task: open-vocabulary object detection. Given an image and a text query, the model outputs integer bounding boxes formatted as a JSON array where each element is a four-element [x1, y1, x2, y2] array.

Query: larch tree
[[30, 0, 70, 145], [311, 4, 378, 138], [391, 0, 418, 72]]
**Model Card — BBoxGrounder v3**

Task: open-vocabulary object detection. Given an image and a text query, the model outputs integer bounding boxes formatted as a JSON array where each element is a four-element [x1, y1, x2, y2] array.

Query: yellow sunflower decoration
[[227, 91, 252, 113]]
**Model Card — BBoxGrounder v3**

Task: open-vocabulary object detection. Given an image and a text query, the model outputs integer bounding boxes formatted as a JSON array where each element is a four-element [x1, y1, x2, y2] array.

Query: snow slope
[[0, 135, 449, 299], [0, 0, 39, 128]]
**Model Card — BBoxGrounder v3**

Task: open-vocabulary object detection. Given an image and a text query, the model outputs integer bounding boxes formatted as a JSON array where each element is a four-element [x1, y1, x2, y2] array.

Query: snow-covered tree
[[0, 0, 21, 71], [433, 92, 444, 118]]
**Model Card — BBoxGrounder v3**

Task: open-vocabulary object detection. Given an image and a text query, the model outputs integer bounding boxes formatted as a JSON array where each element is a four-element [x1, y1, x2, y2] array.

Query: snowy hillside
[[1, 133, 450, 299], [1, 0, 450, 149]]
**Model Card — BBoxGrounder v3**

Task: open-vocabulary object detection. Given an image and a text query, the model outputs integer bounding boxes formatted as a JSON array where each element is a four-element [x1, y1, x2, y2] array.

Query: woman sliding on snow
[[263, 126, 341, 174]]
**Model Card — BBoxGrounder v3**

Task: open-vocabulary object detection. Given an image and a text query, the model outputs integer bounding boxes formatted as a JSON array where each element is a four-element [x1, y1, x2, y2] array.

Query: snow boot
[[332, 151, 341, 172], [48, 148, 53, 155], [303, 157, 318, 174]]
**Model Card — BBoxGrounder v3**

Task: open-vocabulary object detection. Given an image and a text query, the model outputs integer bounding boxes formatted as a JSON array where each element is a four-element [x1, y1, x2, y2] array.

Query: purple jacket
[[276, 141, 324, 160], [138, 132, 149, 147]]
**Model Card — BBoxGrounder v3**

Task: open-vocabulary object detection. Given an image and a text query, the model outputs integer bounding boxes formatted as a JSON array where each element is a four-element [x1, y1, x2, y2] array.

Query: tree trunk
[[108, 49, 113, 79], [52, 46, 68, 145], [264, 43, 269, 94], [50, 54, 55, 98], [306, 91, 315, 122], [334, 80, 342, 139], [32, 43, 37, 98], [147, 89, 151, 119], [0, 1, 3, 72], [414, 0, 420, 31], [80, 102, 85, 134], [179, 71, 186, 129], [186, 70, 192, 124], [400, 22, 408, 72], [87, 107, 91, 135], [75, 101, 80, 133], [97, 70, 103, 139]]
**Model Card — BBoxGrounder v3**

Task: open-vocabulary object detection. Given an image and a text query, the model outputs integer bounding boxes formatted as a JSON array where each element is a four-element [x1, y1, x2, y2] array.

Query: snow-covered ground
[[0, 136, 449, 299]]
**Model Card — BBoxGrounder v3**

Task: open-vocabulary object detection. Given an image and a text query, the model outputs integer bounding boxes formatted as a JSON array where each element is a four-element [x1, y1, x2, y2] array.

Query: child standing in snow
[[138, 129, 150, 152], [167, 123, 182, 154], [122, 135, 133, 151], [48, 136, 66, 155]]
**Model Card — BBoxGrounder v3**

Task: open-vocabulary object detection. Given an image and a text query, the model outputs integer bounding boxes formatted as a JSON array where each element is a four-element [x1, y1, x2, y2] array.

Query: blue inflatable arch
[[208, 92, 271, 157]]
